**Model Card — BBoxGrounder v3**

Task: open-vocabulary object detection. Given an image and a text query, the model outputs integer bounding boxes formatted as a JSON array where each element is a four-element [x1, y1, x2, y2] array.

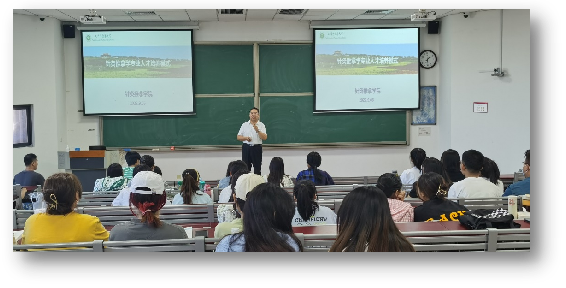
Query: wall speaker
[[62, 24, 75, 38], [428, 21, 440, 34]]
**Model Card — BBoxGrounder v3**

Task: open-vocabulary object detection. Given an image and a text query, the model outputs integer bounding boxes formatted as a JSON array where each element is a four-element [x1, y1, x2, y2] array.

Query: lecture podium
[[67, 150, 121, 192]]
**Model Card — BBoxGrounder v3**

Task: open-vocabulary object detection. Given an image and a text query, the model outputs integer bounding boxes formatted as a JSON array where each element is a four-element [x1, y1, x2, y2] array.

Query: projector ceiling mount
[[80, 9, 106, 24], [411, 9, 437, 21]]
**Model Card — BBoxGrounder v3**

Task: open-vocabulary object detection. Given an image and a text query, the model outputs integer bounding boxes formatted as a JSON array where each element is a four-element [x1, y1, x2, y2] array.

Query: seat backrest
[[490, 228, 530, 252], [103, 237, 205, 252], [13, 240, 102, 252]]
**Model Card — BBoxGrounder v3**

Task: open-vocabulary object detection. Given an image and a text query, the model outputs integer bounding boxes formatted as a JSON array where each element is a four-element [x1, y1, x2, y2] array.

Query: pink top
[[388, 198, 414, 222]]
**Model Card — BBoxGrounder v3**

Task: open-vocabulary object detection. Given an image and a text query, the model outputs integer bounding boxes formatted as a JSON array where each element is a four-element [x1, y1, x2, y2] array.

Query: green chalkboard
[[260, 96, 407, 144], [194, 45, 254, 94], [103, 97, 254, 147], [259, 45, 314, 93]]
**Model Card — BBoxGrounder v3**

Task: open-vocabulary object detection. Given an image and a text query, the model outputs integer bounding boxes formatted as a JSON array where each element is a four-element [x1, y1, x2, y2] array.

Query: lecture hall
[[12, 8, 530, 252]]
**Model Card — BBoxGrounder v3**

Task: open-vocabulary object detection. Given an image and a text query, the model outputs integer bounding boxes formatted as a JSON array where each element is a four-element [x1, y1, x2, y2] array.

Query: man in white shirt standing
[[237, 107, 267, 175], [447, 149, 501, 199]]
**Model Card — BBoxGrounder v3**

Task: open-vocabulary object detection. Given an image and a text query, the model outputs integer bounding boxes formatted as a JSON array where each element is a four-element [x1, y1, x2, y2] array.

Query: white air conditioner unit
[[80, 15, 106, 24]]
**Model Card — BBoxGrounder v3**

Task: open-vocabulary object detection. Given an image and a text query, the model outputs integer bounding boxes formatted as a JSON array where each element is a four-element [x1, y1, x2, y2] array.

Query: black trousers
[[242, 143, 262, 175]]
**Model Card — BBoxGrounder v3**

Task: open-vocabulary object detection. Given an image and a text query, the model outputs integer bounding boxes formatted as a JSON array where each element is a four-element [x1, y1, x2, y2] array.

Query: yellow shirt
[[22, 212, 109, 245], [214, 218, 243, 240]]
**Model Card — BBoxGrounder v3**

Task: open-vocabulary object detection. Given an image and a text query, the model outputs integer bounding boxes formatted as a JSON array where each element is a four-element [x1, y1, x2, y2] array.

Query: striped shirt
[[123, 167, 135, 180]]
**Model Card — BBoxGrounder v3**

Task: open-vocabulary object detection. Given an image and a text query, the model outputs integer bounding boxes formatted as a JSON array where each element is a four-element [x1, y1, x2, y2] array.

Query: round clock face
[[419, 50, 437, 69]]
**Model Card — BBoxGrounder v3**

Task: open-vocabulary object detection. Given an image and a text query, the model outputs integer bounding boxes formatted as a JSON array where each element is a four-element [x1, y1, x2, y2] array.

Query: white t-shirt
[[237, 120, 266, 145], [218, 186, 233, 203], [172, 190, 213, 205], [447, 177, 502, 199], [482, 177, 504, 196], [262, 174, 294, 188], [400, 166, 421, 185], [112, 186, 132, 206], [292, 206, 337, 227]]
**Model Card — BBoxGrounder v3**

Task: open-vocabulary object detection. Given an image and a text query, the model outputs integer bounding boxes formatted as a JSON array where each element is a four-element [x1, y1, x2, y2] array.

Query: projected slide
[[82, 30, 194, 115], [314, 28, 419, 112]]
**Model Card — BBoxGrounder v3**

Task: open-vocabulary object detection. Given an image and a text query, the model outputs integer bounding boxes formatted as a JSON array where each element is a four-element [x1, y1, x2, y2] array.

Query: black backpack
[[458, 208, 521, 230]]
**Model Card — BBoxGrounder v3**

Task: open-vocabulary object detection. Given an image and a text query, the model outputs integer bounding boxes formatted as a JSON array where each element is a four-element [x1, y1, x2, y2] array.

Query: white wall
[[13, 15, 66, 177], [14, 10, 529, 182]]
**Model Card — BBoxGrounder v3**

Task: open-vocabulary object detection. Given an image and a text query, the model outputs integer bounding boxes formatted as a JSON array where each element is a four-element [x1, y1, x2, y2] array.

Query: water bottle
[[66, 145, 70, 152], [199, 180, 206, 191]]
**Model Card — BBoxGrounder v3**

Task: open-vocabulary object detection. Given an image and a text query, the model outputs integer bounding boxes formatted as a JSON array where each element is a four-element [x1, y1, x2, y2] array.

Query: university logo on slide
[[320, 33, 324, 39], [86, 35, 91, 41]]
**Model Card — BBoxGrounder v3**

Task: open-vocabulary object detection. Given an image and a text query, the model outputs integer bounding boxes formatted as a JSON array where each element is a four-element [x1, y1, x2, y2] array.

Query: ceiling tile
[[157, 11, 190, 21], [301, 15, 332, 20], [218, 14, 246, 22], [130, 15, 162, 21], [186, 9, 218, 21], [353, 15, 388, 20], [103, 15, 135, 21], [273, 14, 303, 21]]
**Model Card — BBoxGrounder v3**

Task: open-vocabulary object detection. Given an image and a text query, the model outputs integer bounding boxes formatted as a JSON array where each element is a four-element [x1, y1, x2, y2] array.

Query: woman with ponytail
[[264, 157, 294, 187], [110, 171, 187, 241], [172, 169, 213, 205], [291, 180, 336, 226], [400, 148, 427, 185], [414, 172, 468, 222], [296, 151, 334, 186]]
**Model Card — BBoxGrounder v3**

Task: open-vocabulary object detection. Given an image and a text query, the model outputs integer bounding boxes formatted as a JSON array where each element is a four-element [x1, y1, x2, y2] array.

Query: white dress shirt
[[400, 166, 421, 185], [237, 121, 266, 145]]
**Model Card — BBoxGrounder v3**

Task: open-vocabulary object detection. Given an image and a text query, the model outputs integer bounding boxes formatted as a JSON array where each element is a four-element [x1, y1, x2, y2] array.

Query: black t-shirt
[[13, 170, 45, 187], [414, 199, 468, 222]]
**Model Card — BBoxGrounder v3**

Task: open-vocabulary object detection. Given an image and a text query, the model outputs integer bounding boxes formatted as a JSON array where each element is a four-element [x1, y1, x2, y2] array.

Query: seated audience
[[218, 161, 236, 189], [414, 172, 468, 222], [214, 173, 265, 240], [13, 153, 45, 187], [441, 149, 465, 183], [172, 169, 213, 205], [264, 157, 294, 188], [296, 151, 334, 186], [218, 160, 249, 203], [22, 173, 109, 244], [503, 149, 530, 196], [153, 166, 162, 176], [447, 150, 502, 198], [481, 157, 504, 195], [123, 151, 141, 180], [93, 163, 128, 193], [409, 157, 452, 198], [112, 164, 151, 206], [400, 148, 426, 185], [216, 182, 303, 252], [110, 171, 187, 241], [376, 173, 414, 222], [292, 180, 337, 226], [329, 186, 414, 252]]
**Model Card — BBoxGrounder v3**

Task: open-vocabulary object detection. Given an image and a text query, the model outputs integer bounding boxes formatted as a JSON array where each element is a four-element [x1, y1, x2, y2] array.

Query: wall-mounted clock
[[419, 50, 437, 69]]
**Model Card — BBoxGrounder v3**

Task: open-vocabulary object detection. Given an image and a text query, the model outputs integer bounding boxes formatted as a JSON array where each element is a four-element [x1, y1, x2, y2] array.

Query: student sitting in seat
[[216, 182, 302, 252], [291, 180, 336, 226], [400, 148, 426, 186], [93, 163, 128, 193], [481, 157, 504, 196], [296, 151, 334, 186], [264, 157, 294, 188], [172, 169, 212, 205], [123, 151, 141, 180], [109, 171, 187, 241], [503, 150, 530, 197], [441, 149, 465, 183], [447, 150, 501, 199], [414, 172, 468, 222], [112, 164, 152, 206], [376, 173, 414, 222], [214, 173, 265, 240], [409, 157, 453, 198], [218, 160, 249, 203], [22, 173, 109, 245], [140, 155, 155, 171], [329, 186, 414, 252]]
